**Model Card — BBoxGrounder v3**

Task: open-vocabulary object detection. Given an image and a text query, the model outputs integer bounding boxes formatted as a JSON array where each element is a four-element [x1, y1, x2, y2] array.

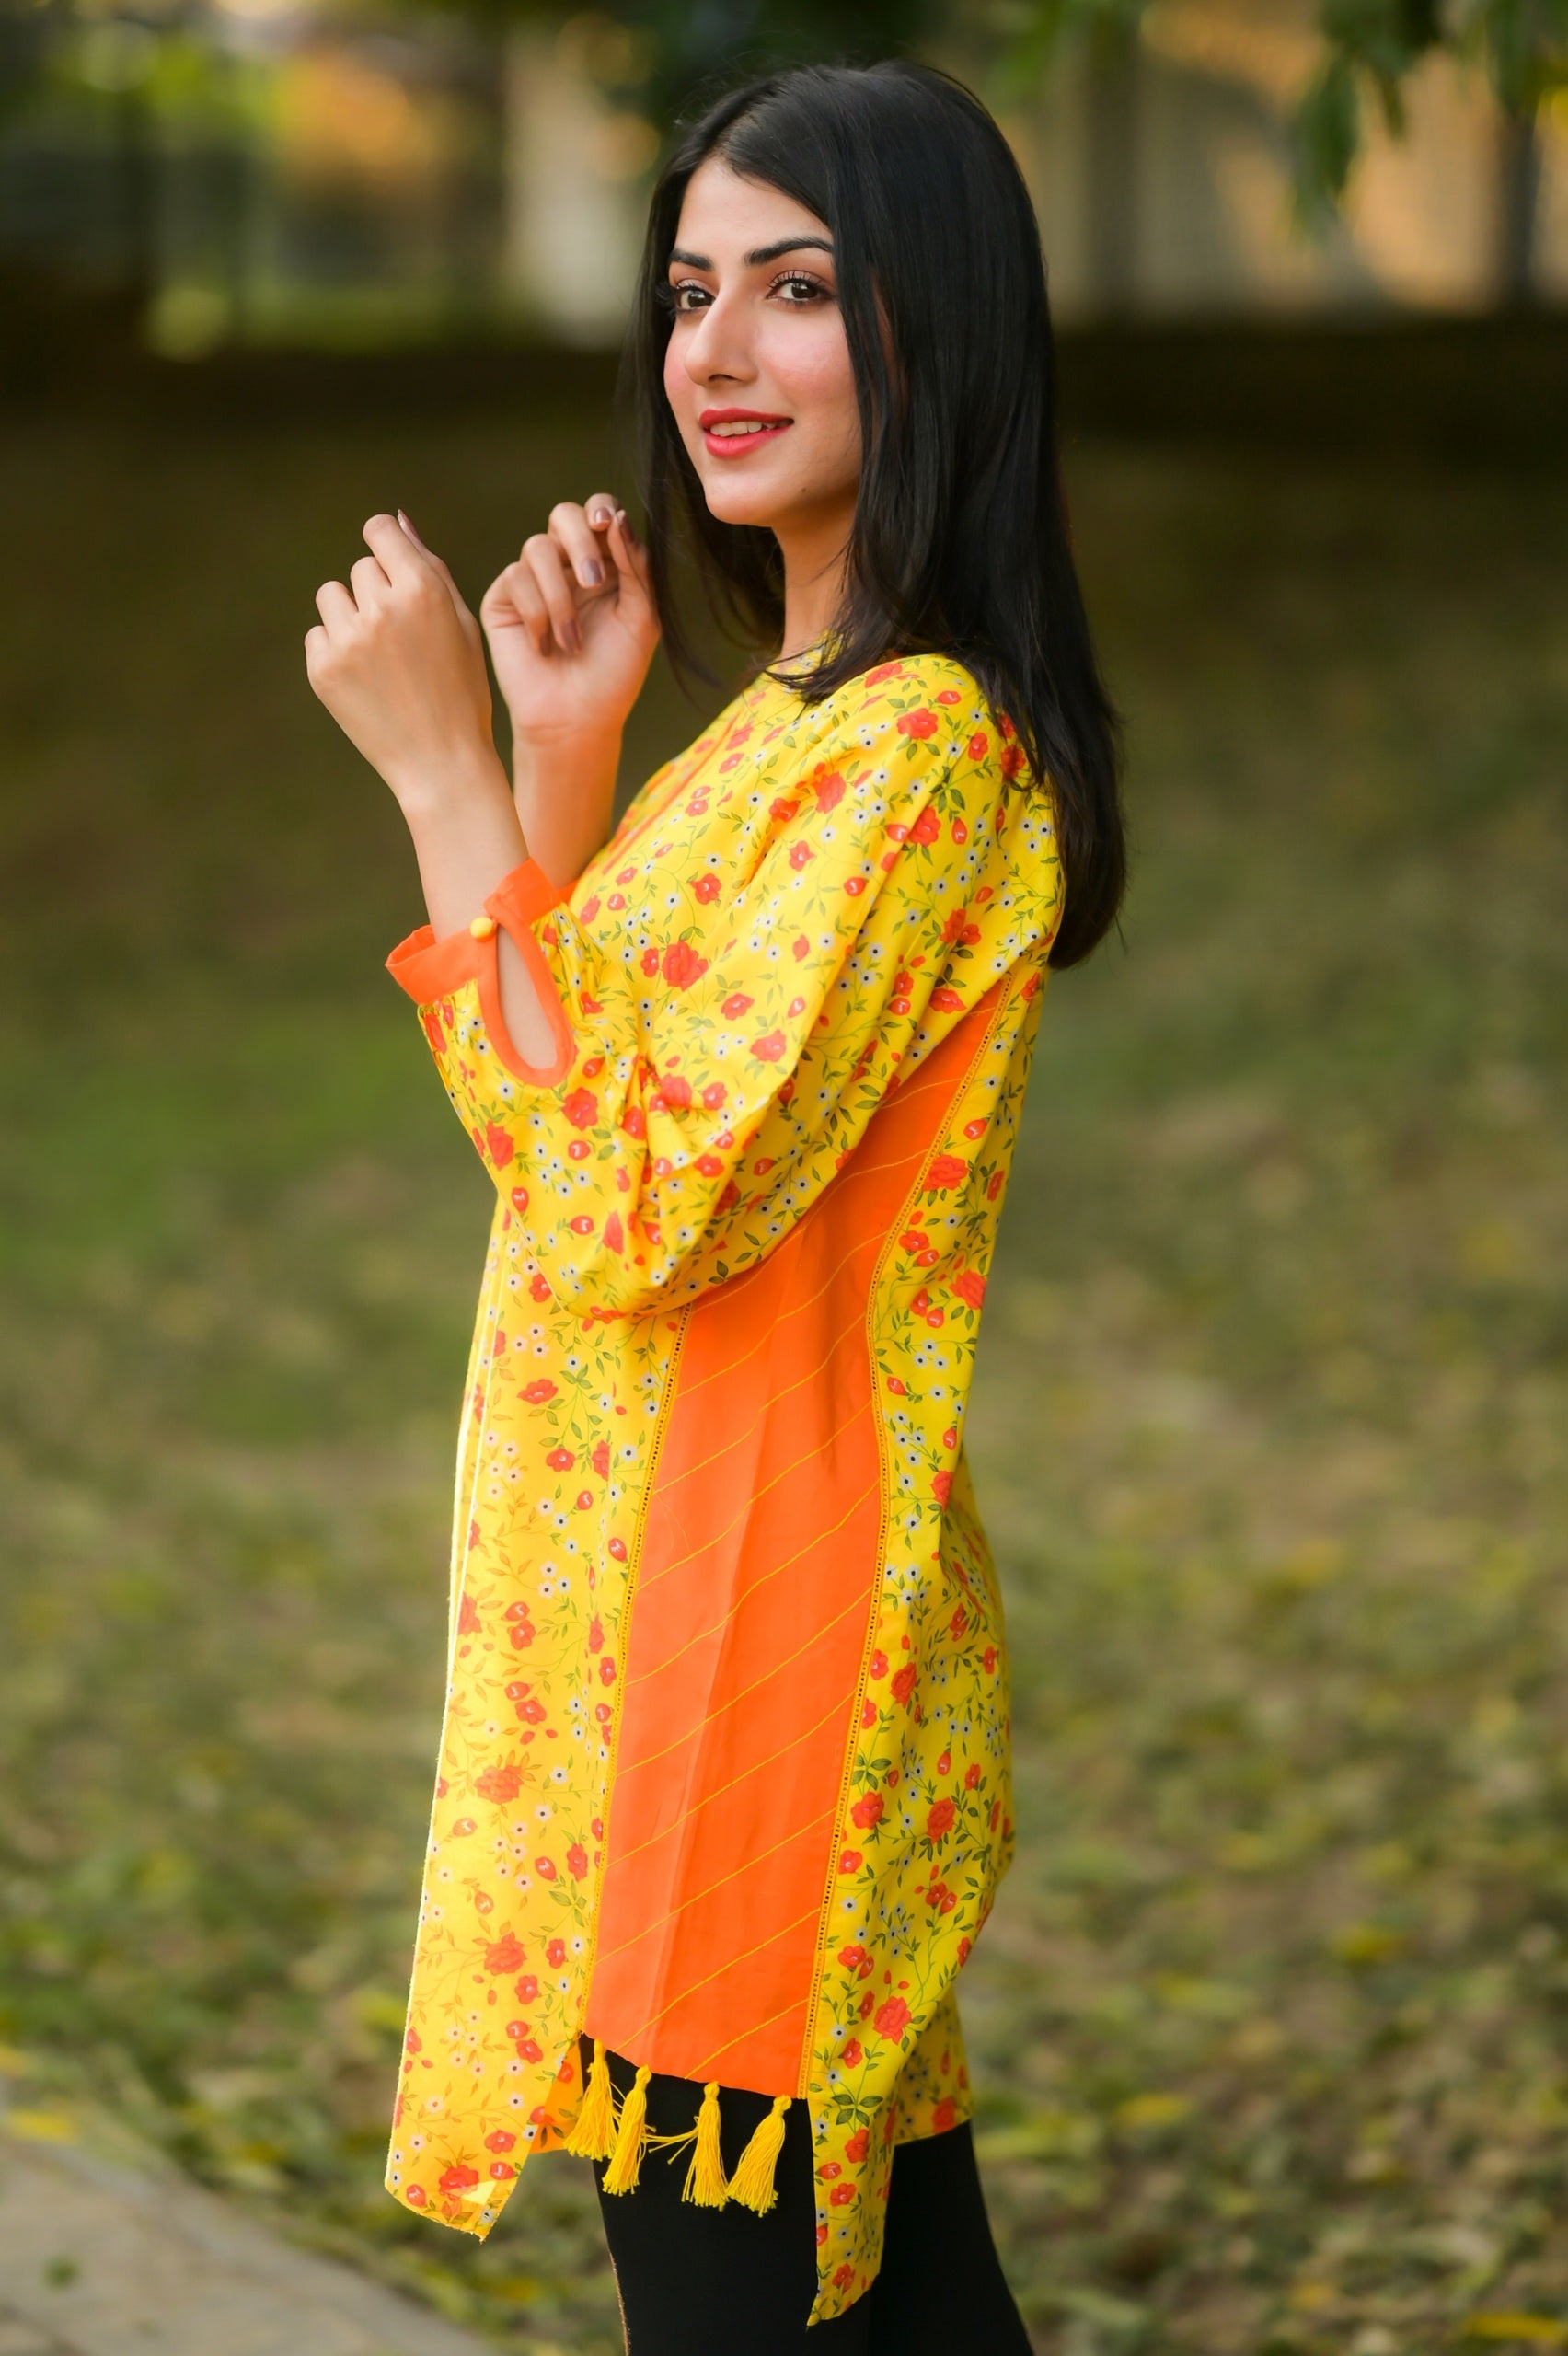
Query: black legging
[[584, 2041, 1032, 2354]]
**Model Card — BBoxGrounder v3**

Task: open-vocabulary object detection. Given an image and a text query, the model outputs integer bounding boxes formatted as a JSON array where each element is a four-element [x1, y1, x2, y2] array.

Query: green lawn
[[1, 404, 1565, 2355]]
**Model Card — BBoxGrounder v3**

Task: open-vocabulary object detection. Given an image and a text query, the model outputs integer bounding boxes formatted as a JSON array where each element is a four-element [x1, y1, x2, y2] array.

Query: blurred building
[[0, 0, 1563, 353]]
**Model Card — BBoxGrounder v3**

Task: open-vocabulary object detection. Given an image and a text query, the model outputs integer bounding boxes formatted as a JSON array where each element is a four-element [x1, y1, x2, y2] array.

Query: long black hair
[[625, 59, 1124, 969]]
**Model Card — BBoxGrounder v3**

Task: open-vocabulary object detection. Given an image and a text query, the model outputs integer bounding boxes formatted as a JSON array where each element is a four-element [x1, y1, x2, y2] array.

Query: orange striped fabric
[[584, 986, 1004, 2094]]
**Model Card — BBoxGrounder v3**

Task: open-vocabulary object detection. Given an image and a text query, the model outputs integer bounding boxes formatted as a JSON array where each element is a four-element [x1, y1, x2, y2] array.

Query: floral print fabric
[[383, 653, 1063, 2321]]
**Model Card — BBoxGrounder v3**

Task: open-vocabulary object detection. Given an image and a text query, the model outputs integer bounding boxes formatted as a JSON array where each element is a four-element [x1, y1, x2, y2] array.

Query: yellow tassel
[[601, 2063, 651, 2194], [563, 2038, 617, 2163], [682, 2080, 730, 2208], [728, 2095, 790, 2215]]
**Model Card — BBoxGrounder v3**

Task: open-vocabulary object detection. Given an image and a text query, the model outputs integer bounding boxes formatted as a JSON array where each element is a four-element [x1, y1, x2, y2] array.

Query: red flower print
[[421, 1008, 445, 1057], [850, 1791, 884, 1831], [563, 1087, 597, 1130], [604, 1210, 625, 1255], [659, 1070, 693, 1110], [838, 1848, 863, 1875], [529, 1273, 551, 1299], [936, 688, 961, 706], [609, 1537, 628, 1562], [937, 1750, 951, 1775], [580, 895, 601, 921], [476, 1762, 524, 1804], [928, 1797, 956, 1840], [789, 840, 813, 871], [867, 661, 904, 685], [546, 1938, 567, 1968], [599, 1656, 617, 1684], [813, 768, 846, 814], [953, 1270, 986, 1311], [927, 1153, 968, 1189], [982, 1645, 997, 1672], [842, 2039, 864, 2069], [569, 1216, 594, 1237], [1000, 743, 1025, 780], [830, 2184, 855, 2206], [751, 1030, 786, 1062], [510, 1184, 530, 1215], [896, 709, 938, 740], [514, 1975, 539, 2002], [486, 2129, 517, 2153], [693, 872, 721, 903], [845, 2127, 869, 2158], [457, 1593, 481, 1635], [575, 1489, 593, 1510], [484, 1932, 526, 1974], [484, 1123, 515, 1170], [547, 1446, 574, 1471], [621, 1105, 647, 1141], [520, 1379, 557, 1404], [965, 1762, 982, 1788], [405, 2183, 427, 2207], [931, 1471, 953, 1507], [967, 731, 989, 759], [663, 941, 709, 989], [640, 948, 660, 976], [845, 874, 867, 896], [721, 992, 754, 1018], [908, 804, 940, 844], [591, 1441, 609, 1478], [950, 1603, 967, 1636], [838, 1943, 873, 1980], [696, 1153, 723, 1178], [587, 1616, 604, 1652], [490, 2161, 514, 2181], [868, 1649, 888, 1679], [566, 1842, 588, 1879], [873, 1995, 911, 2041], [931, 2097, 957, 2134], [891, 1663, 917, 1705], [930, 985, 964, 1012], [952, 817, 969, 844]]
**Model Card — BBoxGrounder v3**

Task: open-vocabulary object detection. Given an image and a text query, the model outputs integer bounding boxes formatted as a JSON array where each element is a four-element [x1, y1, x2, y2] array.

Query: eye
[[662, 278, 712, 315], [769, 270, 832, 306]]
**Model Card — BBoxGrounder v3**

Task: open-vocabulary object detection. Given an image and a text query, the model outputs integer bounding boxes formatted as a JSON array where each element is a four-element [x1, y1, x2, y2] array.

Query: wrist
[[387, 741, 512, 826], [511, 718, 623, 786]]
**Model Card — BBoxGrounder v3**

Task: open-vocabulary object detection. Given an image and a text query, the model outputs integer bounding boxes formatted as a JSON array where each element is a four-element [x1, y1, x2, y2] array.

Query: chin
[[696, 473, 788, 531]]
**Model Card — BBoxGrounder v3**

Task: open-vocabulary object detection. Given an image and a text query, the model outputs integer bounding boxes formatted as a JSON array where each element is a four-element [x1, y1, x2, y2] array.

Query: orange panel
[[586, 987, 1002, 2095]]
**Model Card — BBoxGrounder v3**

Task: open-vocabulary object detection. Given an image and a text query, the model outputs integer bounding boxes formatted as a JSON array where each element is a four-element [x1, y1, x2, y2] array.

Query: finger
[[584, 491, 620, 537], [482, 559, 552, 659], [397, 511, 482, 654], [521, 533, 582, 656], [363, 511, 420, 583], [548, 501, 610, 594], [350, 554, 390, 608], [606, 507, 655, 610], [315, 578, 357, 630]]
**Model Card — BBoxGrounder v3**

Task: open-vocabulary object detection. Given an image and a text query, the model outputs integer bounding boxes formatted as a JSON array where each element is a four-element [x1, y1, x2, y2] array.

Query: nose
[[680, 290, 755, 390]]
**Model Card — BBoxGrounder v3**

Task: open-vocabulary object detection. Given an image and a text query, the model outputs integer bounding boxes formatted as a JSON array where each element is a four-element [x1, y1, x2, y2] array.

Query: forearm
[[400, 751, 561, 1073], [512, 727, 622, 891]]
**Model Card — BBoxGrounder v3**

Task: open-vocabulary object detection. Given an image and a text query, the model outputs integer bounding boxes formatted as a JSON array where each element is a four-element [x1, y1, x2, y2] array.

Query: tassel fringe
[[563, 2038, 618, 2163], [682, 2081, 729, 2208], [729, 2095, 790, 2215], [601, 2063, 651, 2194], [590, 2056, 790, 2216]]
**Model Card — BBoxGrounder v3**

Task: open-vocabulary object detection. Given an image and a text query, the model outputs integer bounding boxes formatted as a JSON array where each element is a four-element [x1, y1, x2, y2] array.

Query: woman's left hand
[[306, 512, 500, 811]]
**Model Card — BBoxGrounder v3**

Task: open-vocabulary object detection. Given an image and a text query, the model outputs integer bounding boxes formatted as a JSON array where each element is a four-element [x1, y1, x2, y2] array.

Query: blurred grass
[[1, 406, 1565, 2355]]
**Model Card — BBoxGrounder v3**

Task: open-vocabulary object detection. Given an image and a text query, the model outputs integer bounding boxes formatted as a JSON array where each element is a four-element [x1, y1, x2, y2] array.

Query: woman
[[306, 59, 1122, 2354]]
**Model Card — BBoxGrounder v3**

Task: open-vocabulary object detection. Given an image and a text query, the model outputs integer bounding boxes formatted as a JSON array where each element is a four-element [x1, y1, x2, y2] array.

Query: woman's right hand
[[480, 495, 660, 756]]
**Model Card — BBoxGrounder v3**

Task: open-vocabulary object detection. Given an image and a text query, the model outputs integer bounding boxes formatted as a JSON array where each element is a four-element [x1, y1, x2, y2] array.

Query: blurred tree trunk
[[1084, 12, 1139, 318], [1496, 103, 1541, 308]]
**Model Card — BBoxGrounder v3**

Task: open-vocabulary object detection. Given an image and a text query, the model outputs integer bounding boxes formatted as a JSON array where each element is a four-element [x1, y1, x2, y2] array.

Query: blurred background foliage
[[1, 0, 1568, 2350]]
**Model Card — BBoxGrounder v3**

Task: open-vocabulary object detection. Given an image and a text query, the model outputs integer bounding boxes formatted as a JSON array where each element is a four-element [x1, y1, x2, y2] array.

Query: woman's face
[[663, 156, 861, 545]]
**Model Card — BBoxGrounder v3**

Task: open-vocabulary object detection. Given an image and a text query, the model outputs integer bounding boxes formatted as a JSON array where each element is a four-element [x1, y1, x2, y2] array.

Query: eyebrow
[[667, 236, 835, 271]]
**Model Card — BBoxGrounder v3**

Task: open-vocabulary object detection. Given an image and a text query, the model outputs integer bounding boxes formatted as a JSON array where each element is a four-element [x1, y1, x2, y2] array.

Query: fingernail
[[589, 505, 614, 529], [398, 508, 426, 546], [561, 621, 582, 654], [616, 507, 636, 543], [578, 558, 605, 588]]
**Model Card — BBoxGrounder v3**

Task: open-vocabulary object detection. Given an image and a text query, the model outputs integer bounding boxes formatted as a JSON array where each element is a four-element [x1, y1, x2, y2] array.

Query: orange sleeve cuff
[[386, 857, 577, 1087]]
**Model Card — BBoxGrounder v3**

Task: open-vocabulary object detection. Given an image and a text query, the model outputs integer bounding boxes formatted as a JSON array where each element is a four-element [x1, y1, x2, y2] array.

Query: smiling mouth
[[699, 409, 792, 456]]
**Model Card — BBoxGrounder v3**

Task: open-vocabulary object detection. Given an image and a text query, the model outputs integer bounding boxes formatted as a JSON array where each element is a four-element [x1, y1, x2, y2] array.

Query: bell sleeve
[[386, 675, 1061, 1319]]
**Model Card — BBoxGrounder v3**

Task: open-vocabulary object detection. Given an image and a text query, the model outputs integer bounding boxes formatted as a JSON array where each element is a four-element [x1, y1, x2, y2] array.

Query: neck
[[774, 503, 855, 664]]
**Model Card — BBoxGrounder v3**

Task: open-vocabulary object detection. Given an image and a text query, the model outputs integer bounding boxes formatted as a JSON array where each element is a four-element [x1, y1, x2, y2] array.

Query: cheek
[[762, 320, 858, 452]]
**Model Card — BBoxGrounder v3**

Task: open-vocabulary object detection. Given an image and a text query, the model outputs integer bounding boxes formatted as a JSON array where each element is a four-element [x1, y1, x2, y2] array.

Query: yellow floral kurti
[[384, 651, 1063, 2323]]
